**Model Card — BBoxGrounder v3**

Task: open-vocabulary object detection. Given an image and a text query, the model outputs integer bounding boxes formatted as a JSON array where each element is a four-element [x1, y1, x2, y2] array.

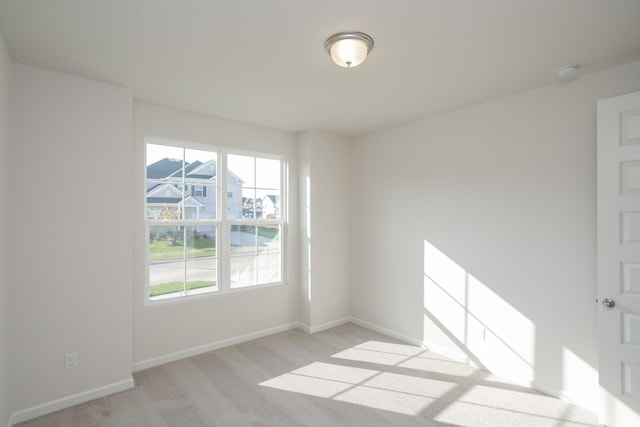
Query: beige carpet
[[16, 323, 600, 426]]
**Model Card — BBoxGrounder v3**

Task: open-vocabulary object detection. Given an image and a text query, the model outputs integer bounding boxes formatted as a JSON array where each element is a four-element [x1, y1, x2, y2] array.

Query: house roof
[[147, 158, 183, 179], [168, 160, 208, 179], [147, 158, 215, 181]]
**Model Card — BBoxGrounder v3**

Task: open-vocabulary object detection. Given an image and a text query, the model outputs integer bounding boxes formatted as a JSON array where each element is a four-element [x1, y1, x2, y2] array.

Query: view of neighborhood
[[145, 144, 283, 300], [146, 156, 281, 221]]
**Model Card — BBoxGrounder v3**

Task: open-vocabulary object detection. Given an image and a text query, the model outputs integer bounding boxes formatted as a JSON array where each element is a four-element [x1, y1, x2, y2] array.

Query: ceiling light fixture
[[555, 65, 579, 82], [325, 32, 374, 68]]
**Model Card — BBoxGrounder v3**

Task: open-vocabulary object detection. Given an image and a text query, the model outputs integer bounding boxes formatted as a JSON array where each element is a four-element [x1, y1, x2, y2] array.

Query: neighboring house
[[262, 195, 280, 219], [146, 184, 204, 220], [242, 197, 263, 219], [146, 157, 244, 220]]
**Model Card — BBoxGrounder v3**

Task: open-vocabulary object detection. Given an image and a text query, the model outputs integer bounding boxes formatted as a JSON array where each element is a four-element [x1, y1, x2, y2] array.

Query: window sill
[[143, 281, 288, 308]]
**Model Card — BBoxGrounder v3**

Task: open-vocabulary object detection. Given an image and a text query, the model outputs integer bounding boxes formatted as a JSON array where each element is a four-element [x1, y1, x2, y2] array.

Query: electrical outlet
[[64, 352, 78, 370]]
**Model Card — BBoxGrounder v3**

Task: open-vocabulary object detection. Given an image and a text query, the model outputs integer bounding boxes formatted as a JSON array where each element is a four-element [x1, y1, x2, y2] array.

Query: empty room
[[1, 1, 640, 426]]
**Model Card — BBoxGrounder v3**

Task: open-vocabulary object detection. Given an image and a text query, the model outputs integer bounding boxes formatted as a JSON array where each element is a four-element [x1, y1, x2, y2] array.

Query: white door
[[597, 90, 640, 427]]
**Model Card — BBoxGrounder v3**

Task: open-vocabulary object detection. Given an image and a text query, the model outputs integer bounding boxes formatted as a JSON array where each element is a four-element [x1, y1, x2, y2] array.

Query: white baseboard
[[346, 321, 576, 409], [7, 318, 581, 426], [299, 317, 351, 335], [297, 321, 311, 333], [10, 378, 134, 425], [421, 341, 473, 364], [531, 381, 577, 403], [421, 339, 573, 405], [132, 322, 299, 372], [133, 318, 351, 372], [351, 320, 597, 413], [348, 316, 423, 347], [530, 381, 562, 398]]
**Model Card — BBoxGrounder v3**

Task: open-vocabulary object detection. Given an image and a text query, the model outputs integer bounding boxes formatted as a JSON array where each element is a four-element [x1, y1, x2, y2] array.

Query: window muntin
[[145, 139, 285, 302], [226, 154, 283, 289], [227, 154, 281, 220], [148, 225, 218, 299], [146, 143, 219, 300], [230, 224, 281, 288]]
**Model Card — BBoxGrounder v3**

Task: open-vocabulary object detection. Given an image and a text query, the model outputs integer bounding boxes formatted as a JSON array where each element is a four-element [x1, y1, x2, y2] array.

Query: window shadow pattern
[[260, 338, 599, 426]]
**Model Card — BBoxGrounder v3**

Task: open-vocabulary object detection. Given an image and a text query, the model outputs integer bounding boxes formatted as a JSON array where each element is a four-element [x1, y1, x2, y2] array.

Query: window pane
[[147, 144, 183, 178], [240, 188, 258, 219], [184, 182, 216, 220], [257, 225, 281, 284], [230, 254, 257, 289], [149, 225, 186, 300], [227, 186, 245, 219], [185, 148, 216, 173], [147, 144, 185, 220], [230, 225, 257, 288], [256, 157, 280, 190], [256, 191, 280, 219], [184, 149, 217, 220], [228, 154, 255, 220], [229, 225, 281, 288], [185, 225, 217, 294], [227, 155, 282, 220], [230, 225, 257, 254], [228, 154, 255, 187]]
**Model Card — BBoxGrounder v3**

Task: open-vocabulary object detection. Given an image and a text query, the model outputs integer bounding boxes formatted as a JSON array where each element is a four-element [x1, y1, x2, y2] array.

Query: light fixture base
[[555, 65, 579, 81]]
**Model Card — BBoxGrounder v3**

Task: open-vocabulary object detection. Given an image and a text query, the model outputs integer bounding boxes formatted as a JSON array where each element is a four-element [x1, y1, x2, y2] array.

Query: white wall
[[298, 131, 351, 332], [10, 64, 133, 421], [0, 31, 12, 427], [351, 60, 640, 409], [132, 102, 299, 368]]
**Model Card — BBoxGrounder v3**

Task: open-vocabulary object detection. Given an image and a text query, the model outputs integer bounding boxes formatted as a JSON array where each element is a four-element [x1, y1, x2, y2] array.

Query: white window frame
[[224, 150, 286, 289], [144, 137, 287, 304]]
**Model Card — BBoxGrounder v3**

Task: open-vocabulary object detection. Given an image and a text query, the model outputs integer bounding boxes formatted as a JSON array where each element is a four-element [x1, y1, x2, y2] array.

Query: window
[[227, 154, 282, 288], [191, 184, 207, 197], [145, 139, 285, 301]]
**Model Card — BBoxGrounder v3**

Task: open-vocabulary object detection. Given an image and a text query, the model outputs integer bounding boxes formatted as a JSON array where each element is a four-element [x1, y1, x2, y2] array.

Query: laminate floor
[[16, 323, 600, 426]]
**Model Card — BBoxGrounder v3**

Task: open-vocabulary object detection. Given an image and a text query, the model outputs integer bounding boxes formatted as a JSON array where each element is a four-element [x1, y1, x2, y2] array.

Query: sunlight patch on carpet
[[259, 342, 458, 415]]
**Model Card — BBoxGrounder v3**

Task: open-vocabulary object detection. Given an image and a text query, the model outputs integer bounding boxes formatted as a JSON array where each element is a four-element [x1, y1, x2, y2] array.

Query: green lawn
[[149, 238, 215, 262], [150, 280, 216, 297], [258, 227, 279, 239]]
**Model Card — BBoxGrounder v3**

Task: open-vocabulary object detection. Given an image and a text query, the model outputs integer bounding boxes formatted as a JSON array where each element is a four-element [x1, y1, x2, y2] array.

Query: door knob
[[602, 298, 616, 308]]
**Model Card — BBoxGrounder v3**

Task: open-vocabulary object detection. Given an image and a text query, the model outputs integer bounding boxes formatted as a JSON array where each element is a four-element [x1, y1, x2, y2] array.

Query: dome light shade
[[555, 65, 579, 81], [325, 32, 374, 68]]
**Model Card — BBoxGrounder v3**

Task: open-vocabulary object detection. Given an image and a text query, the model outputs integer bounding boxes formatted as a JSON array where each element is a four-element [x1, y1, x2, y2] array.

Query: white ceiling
[[1, 0, 639, 136]]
